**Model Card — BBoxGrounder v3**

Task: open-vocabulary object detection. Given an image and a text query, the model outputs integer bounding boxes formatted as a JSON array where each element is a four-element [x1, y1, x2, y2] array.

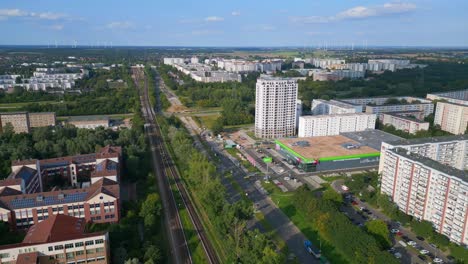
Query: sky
[[0, 0, 467, 47]]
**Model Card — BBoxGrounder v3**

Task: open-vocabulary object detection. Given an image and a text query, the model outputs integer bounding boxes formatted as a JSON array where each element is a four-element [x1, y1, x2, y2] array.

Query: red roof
[[23, 214, 87, 244], [15, 252, 39, 264], [0, 178, 22, 187]]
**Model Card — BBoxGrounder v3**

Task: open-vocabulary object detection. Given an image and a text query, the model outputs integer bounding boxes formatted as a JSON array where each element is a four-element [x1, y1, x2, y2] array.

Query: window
[[68, 206, 73, 210], [56, 253, 65, 259], [0, 253, 10, 258], [66, 252, 74, 259], [48, 246, 53, 251], [37, 209, 43, 214], [65, 243, 74, 249], [95, 239, 104, 245], [75, 242, 84, 248], [85, 240, 94, 246], [76, 250, 84, 256], [95, 248, 105, 253], [86, 249, 95, 254], [52, 207, 58, 212], [55, 245, 64, 250], [87, 258, 96, 263]]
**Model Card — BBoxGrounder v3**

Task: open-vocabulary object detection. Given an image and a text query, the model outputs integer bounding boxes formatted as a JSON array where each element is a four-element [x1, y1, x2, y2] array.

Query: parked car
[[391, 229, 400, 234], [393, 252, 402, 259], [416, 236, 425, 241], [418, 255, 427, 261], [402, 235, 409, 241], [429, 243, 438, 248], [433, 258, 443, 263], [407, 241, 417, 246], [420, 249, 429, 255]]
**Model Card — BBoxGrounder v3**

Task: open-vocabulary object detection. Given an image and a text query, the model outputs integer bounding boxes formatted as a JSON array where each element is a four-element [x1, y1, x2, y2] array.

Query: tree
[[143, 245, 161, 263], [139, 193, 162, 228], [211, 117, 224, 135], [365, 220, 391, 249], [322, 188, 343, 203]]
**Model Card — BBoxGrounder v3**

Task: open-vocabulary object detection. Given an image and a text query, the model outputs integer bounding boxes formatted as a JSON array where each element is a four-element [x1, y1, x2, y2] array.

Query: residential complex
[[311, 99, 362, 115], [298, 113, 376, 137], [254, 76, 298, 138], [0, 146, 121, 229], [427, 90, 468, 135], [382, 113, 430, 134], [380, 135, 468, 171], [0, 75, 20, 90], [20, 68, 86, 91], [0, 112, 56, 133], [0, 214, 110, 264], [379, 143, 468, 245], [216, 59, 282, 73], [164, 58, 241, 83], [339, 96, 435, 116]]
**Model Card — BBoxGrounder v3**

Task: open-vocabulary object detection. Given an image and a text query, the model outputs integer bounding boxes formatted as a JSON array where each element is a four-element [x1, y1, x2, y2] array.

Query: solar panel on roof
[[10, 192, 88, 209]]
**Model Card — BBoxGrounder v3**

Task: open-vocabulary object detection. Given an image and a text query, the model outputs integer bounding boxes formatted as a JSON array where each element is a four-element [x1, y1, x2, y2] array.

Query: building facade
[[0, 215, 110, 264], [434, 102, 468, 135], [379, 148, 468, 245], [0, 112, 56, 134], [68, 116, 110, 129], [382, 113, 430, 134], [339, 97, 434, 117], [311, 99, 362, 115], [255, 77, 298, 138], [380, 135, 468, 171], [29, 112, 56, 128], [298, 113, 376, 137], [427, 89, 468, 105]]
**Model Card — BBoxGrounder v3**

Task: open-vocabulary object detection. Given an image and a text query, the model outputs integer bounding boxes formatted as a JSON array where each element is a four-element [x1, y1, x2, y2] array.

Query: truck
[[304, 240, 321, 259]]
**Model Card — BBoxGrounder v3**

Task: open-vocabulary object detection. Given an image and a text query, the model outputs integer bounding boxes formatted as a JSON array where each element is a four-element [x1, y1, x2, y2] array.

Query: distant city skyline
[[1, 0, 467, 47]]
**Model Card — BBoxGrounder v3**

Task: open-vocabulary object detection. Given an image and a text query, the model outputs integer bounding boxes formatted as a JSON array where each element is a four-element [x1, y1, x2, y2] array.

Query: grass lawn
[[0, 100, 63, 109], [261, 182, 347, 264], [195, 113, 220, 130]]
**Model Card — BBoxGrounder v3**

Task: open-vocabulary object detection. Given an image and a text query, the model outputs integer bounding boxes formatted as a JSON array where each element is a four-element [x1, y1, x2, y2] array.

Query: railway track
[[134, 67, 219, 264]]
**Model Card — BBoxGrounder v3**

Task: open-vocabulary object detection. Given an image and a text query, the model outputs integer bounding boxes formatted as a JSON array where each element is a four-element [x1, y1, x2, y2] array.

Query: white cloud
[[31, 12, 67, 20], [191, 29, 223, 36], [106, 21, 134, 29], [0, 8, 68, 21], [204, 16, 224, 22], [48, 24, 64, 30], [231, 11, 241, 16], [0, 9, 27, 17], [291, 2, 416, 24]]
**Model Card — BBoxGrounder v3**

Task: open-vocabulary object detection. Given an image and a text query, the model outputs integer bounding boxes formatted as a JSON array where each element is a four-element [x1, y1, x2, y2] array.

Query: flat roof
[[383, 113, 429, 123], [276, 135, 378, 162], [314, 99, 356, 109], [68, 115, 109, 122], [390, 148, 467, 182], [386, 134, 468, 146], [341, 129, 403, 150]]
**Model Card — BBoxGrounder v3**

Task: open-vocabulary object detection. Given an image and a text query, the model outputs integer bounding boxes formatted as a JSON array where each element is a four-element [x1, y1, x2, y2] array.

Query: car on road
[[418, 255, 427, 261], [407, 241, 417, 246], [359, 206, 366, 211], [433, 258, 443, 263], [284, 176, 291, 181], [416, 236, 425, 241], [429, 243, 438, 248], [391, 229, 400, 234], [393, 252, 402, 259], [420, 249, 429, 255]]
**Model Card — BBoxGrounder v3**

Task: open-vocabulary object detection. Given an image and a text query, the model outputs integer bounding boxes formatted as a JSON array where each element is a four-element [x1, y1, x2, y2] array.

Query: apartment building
[[380, 135, 468, 171], [298, 113, 376, 137], [0, 112, 56, 134], [0, 146, 121, 229], [68, 116, 110, 129], [427, 89, 468, 105], [29, 112, 56, 128], [382, 113, 430, 134], [0, 75, 20, 90], [0, 112, 30, 133], [433, 101, 468, 135], [0, 214, 110, 264], [339, 96, 434, 116], [311, 58, 345, 69], [311, 99, 362, 115], [379, 148, 468, 244], [255, 76, 298, 138]]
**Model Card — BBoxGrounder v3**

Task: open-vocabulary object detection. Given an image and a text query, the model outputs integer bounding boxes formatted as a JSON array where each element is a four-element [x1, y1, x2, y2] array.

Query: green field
[[195, 114, 220, 130], [0, 100, 63, 110]]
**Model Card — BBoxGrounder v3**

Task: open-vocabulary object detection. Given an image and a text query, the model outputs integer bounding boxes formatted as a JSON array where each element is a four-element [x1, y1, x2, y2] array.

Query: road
[[331, 180, 451, 264], [134, 68, 219, 264], [157, 72, 320, 263]]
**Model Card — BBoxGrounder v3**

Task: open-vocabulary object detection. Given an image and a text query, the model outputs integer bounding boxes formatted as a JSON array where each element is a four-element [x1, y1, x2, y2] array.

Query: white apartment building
[[255, 77, 298, 138], [380, 135, 468, 173], [298, 113, 376, 137], [163, 58, 184, 65], [427, 89, 468, 106], [379, 147, 468, 245], [433, 102, 468, 135], [382, 113, 430, 134], [340, 97, 434, 116], [312, 58, 345, 69], [311, 99, 362, 115], [0, 75, 20, 90]]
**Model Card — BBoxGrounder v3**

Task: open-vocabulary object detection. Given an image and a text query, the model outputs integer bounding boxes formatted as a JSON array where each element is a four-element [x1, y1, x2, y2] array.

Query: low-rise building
[[68, 116, 110, 129], [427, 89, 468, 105], [0, 112, 56, 134], [382, 113, 429, 134], [298, 113, 376, 137], [339, 96, 434, 116], [0, 146, 122, 229], [0, 214, 110, 264]]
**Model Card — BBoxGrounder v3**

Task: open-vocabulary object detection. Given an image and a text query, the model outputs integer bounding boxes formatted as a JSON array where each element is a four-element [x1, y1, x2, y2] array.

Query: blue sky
[[0, 0, 467, 47]]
